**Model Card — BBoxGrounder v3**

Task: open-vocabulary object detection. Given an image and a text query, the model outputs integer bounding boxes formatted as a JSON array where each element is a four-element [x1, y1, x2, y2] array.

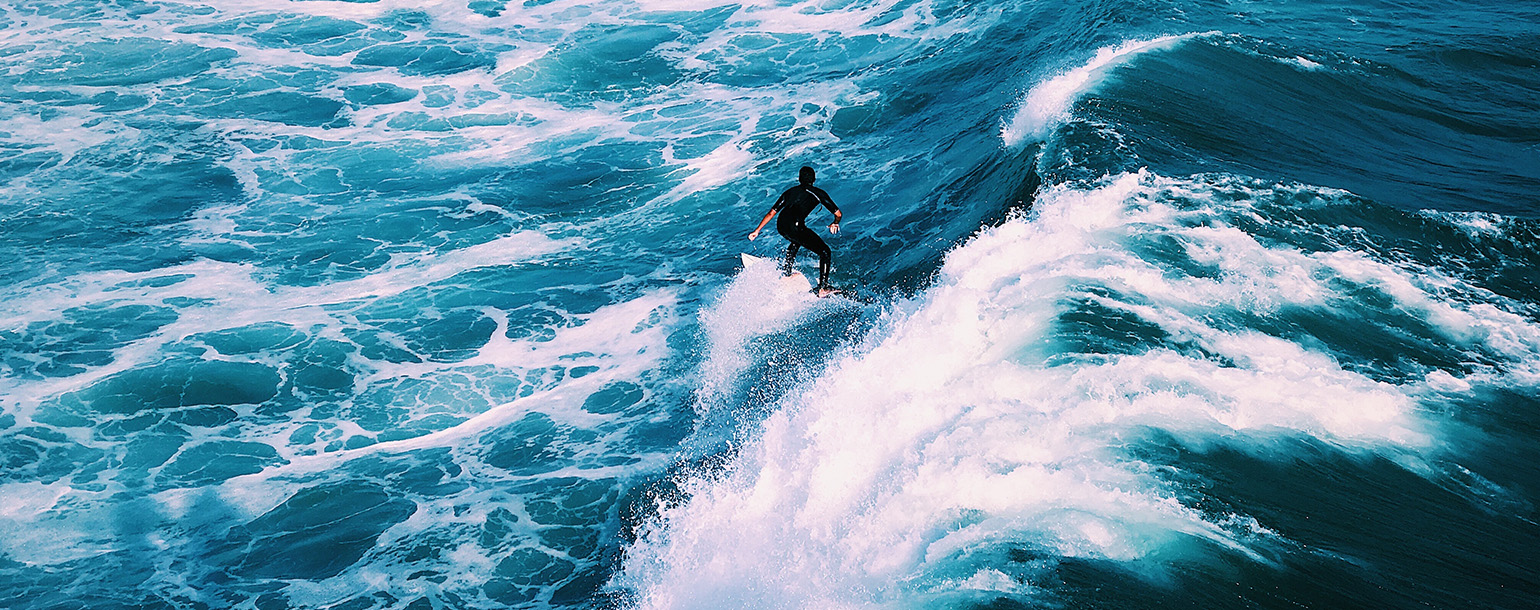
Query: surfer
[[748, 166, 842, 297]]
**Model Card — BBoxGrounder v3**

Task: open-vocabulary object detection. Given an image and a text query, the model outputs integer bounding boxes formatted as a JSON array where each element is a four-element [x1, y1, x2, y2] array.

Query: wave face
[[2, 1, 1539, 609]]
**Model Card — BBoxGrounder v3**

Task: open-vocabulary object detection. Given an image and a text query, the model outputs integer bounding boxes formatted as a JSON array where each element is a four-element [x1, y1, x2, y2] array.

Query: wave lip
[[1001, 33, 1208, 148]]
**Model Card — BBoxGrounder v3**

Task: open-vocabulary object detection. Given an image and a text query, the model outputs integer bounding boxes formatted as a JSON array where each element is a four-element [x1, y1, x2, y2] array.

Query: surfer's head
[[799, 166, 815, 184]]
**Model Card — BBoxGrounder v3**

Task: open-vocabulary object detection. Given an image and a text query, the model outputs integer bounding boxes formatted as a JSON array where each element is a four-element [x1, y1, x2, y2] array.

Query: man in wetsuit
[[748, 166, 842, 296]]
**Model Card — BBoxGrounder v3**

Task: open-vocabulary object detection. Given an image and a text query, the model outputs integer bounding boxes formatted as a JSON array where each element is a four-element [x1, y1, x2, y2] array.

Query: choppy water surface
[[2, 1, 1538, 609]]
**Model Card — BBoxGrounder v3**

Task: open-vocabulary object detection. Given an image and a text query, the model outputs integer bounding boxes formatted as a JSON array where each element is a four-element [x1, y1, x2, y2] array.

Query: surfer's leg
[[784, 226, 832, 289], [816, 246, 831, 289], [811, 240, 832, 289], [782, 241, 800, 276]]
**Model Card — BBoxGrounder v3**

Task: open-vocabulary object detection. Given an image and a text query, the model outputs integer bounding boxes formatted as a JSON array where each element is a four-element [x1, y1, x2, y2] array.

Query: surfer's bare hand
[[748, 230, 759, 241], [828, 223, 840, 235]]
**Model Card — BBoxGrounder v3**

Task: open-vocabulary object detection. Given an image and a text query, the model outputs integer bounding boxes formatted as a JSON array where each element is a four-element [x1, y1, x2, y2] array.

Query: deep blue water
[[2, 1, 1538, 609]]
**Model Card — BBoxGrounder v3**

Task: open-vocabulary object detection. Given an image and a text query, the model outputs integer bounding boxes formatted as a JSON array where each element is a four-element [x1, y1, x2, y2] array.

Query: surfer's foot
[[816, 286, 836, 298]]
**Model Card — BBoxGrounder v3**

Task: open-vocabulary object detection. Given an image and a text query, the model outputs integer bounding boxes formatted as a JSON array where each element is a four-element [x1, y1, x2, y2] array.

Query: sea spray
[[694, 256, 819, 411], [617, 172, 1459, 608]]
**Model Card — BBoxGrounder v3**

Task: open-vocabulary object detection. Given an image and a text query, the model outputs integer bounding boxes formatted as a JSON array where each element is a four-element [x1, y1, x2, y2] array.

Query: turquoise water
[[1, 1, 1538, 608]]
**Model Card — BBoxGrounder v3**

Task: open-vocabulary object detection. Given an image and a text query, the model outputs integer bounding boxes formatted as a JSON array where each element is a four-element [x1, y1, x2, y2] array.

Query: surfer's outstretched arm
[[748, 208, 776, 241]]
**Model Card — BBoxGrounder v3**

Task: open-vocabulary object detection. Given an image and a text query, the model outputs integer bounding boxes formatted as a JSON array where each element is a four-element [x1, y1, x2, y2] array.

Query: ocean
[[1, 0, 1538, 608]]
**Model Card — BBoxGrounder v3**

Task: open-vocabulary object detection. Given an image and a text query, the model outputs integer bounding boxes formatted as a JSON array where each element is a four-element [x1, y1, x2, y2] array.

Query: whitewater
[[2, 1, 1538, 609]]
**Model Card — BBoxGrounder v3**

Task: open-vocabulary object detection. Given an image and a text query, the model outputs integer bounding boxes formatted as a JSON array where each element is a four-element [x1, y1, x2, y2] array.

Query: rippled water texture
[[1, 1, 1537, 609]]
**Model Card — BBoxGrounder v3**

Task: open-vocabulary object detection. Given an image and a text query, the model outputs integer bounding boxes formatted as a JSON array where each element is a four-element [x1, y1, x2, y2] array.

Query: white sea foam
[[1289, 56, 1324, 70], [1001, 34, 1208, 147], [1435, 210, 1511, 239], [618, 172, 1476, 608], [0, 482, 114, 565], [0, 0, 989, 258], [0, 109, 127, 169], [1, 266, 678, 596], [206, 286, 685, 608], [285, 287, 681, 465], [0, 228, 576, 431]]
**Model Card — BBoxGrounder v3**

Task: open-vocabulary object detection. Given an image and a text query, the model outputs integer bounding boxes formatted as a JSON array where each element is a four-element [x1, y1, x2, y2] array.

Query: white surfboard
[[741, 253, 811, 293]]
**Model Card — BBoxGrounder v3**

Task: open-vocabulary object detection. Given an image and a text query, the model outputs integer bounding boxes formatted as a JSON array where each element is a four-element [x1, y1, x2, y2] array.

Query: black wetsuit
[[772, 183, 839, 289]]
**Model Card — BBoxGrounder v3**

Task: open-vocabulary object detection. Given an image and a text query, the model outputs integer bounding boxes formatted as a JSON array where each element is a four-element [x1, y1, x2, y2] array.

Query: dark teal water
[[1, 1, 1537, 609]]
